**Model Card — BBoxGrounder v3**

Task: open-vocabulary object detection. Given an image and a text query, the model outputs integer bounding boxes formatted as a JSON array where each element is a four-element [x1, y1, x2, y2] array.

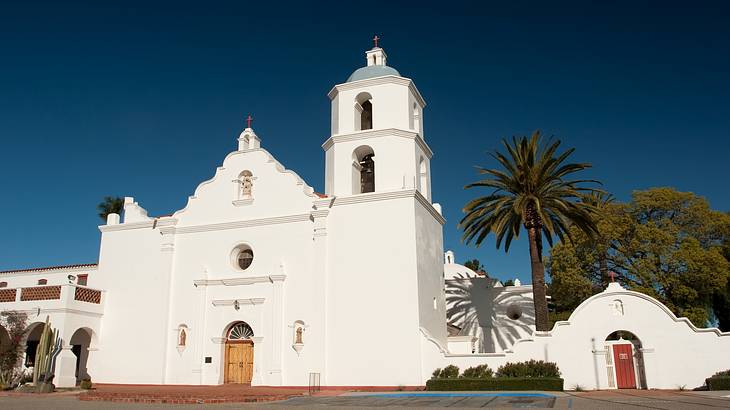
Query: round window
[[232, 245, 254, 271]]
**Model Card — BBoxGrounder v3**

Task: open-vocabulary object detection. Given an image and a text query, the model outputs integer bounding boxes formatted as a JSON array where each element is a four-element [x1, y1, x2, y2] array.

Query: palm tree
[[459, 131, 600, 331], [97, 196, 124, 221]]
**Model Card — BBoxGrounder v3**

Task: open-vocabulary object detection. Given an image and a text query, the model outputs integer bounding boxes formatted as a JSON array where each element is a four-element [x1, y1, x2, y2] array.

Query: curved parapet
[[173, 148, 318, 225]]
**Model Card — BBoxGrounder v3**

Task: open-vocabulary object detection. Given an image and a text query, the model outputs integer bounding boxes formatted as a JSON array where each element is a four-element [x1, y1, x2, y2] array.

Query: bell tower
[[323, 39, 431, 201], [321, 40, 446, 387]]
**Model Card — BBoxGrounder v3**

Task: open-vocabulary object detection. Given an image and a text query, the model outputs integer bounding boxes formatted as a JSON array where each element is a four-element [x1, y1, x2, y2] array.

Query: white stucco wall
[[423, 283, 730, 390]]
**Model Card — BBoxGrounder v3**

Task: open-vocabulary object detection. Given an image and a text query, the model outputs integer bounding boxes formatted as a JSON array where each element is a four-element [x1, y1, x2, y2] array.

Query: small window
[[228, 322, 254, 340], [37, 279, 47, 285], [77, 274, 88, 286], [0, 282, 7, 288], [238, 249, 253, 270]]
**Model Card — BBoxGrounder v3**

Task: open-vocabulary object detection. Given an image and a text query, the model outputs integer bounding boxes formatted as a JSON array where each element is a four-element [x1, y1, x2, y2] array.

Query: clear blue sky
[[1, 2, 729, 284]]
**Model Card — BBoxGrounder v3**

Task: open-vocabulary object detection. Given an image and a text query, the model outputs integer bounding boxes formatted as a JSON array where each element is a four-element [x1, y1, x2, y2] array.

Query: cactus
[[32, 316, 61, 386]]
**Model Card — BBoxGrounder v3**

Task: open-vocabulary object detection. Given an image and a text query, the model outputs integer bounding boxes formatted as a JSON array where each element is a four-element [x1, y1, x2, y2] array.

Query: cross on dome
[[246, 114, 253, 129], [372, 35, 380, 48]]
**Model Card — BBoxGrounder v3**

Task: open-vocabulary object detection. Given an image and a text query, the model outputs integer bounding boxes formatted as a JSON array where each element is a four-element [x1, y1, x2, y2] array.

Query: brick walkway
[[79, 384, 310, 404]]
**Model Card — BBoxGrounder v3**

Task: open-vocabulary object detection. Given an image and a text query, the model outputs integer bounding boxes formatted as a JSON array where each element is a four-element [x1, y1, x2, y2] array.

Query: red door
[[613, 344, 637, 389]]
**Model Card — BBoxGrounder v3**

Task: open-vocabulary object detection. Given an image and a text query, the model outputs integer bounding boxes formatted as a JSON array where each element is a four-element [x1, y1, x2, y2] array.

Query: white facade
[[2, 44, 729, 390]]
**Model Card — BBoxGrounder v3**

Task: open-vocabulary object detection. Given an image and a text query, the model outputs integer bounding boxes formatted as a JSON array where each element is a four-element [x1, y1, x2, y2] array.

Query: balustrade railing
[[0, 285, 103, 305], [20, 285, 61, 301], [74, 287, 102, 304], [0, 288, 17, 303]]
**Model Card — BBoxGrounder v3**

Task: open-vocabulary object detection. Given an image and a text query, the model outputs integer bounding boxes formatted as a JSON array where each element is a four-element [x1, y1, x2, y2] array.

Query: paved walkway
[[1, 389, 729, 409]]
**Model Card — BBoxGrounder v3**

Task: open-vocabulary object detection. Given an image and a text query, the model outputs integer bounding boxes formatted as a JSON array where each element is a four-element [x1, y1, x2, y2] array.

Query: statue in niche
[[240, 174, 253, 199], [179, 328, 187, 346], [611, 300, 624, 316], [295, 327, 303, 344]]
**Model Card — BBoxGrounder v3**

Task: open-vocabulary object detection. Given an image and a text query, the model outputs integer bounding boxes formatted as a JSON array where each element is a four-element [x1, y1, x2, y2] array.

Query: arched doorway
[[23, 323, 45, 368], [224, 322, 254, 384], [605, 330, 646, 389], [69, 328, 92, 383]]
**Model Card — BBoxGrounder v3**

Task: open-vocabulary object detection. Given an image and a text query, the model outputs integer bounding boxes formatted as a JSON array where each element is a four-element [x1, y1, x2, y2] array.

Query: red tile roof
[[0, 263, 98, 274]]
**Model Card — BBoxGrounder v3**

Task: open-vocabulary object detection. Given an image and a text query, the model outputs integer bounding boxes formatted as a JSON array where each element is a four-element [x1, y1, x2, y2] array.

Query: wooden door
[[613, 344, 636, 389], [225, 343, 254, 384]]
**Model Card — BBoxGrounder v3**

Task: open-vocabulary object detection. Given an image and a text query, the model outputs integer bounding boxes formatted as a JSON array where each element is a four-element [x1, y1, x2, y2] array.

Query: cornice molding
[[99, 218, 178, 233], [414, 190, 446, 226], [193, 275, 286, 287], [328, 76, 427, 108], [174, 214, 311, 235], [212, 298, 265, 307], [321, 128, 433, 159], [332, 189, 416, 206], [16, 308, 103, 318]]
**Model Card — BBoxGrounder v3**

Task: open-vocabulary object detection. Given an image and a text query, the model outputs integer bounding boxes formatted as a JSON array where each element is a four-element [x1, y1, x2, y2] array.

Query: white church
[[1, 43, 729, 391]]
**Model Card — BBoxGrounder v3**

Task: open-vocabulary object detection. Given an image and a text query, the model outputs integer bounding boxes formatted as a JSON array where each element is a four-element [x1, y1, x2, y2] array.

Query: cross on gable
[[609, 271, 616, 283]]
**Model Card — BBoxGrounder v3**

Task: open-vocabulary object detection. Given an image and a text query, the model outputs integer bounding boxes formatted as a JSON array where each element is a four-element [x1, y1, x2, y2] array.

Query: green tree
[[0, 311, 29, 388], [548, 188, 730, 327], [463, 259, 487, 275], [97, 196, 124, 221], [460, 131, 600, 331], [712, 235, 730, 330]]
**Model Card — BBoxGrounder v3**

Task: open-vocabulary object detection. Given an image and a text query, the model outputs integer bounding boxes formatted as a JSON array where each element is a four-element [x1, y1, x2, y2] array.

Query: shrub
[[713, 369, 730, 377], [461, 364, 493, 379], [80, 378, 93, 389], [439, 365, 460, 379], [431, 365, 460, 379], [706, 376, 730, 391], [426, 377, 563, 391], [497, 360, 561, 378]]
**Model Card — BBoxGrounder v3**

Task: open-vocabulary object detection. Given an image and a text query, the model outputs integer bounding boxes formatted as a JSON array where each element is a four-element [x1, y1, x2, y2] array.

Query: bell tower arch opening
[[352, 145, 375, 194], [354, 92, 373, 131]]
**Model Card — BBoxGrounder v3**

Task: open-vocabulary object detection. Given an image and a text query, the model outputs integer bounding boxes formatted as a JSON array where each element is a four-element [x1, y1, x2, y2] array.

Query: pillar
[[269, 274, 286, 385], [54, 345, 78, 388]]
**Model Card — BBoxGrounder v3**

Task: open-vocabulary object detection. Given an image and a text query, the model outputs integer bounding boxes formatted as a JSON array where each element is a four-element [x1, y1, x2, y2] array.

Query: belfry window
[[352, 145, 375, 194], [360, 154, 375, 193], [360, 100, 372, 130], [355, 92, 373, 131]]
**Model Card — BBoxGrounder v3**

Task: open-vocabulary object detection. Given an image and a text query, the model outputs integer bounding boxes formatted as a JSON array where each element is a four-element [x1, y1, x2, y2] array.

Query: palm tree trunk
[[528, 226, 550, 331]]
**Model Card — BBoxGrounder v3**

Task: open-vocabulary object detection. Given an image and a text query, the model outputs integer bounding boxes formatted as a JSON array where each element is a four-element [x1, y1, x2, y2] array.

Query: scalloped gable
[[173, 148, 318, 226]]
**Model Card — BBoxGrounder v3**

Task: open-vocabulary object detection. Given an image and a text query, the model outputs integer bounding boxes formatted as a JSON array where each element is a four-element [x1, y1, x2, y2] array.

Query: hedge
[[706, 376, 730, 391], [426, 377, 564, 391]]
